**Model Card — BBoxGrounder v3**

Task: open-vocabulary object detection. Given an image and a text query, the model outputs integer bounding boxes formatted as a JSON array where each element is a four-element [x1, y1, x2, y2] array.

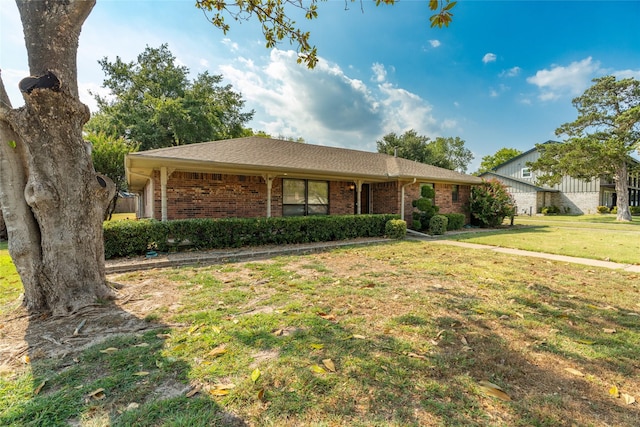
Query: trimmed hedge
[[428, 215, 448, 235], [441, 213, 465, 231], [103, 214, 400, 259], [385, 219, 407, 240]]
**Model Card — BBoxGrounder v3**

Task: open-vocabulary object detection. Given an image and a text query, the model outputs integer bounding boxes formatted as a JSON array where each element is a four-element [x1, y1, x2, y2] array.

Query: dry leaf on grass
[[622, 393, 636, 405], [33, 380, 47, 396], [185, 385, 201, 398], [322, 358, 336, 372], [88, 388, 106, 400], [477, 380, 511, 401], [603, 328, 616, 334], [310, 364, 326, 374], [207, 345, 227, 358], [310, 343, 324, 350], [406, 352, 428, 360], [251, 368, 261, 383], [210, 389, 230, 396], [609, 385, 620, 398], [564, 367, 585, 377], [100, 347, 119, 354], [133, 343, 149, 347], [133, 371, 149, 376]]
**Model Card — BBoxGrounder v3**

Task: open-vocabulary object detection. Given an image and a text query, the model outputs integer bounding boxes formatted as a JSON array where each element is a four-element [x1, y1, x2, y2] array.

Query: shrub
[[428, 215, 448, 235], [412, 220, 422, 231], [412, 185, 439, 232], [631, 206, 640, 215], [541, 205, 560, 215], [441, 213, 465, 230], [611, 206, 618, 215], [104, 214, 399, 259], [385, 219, 407, 239], [597, 206, 610, 214], [469, 179, 516, 228]]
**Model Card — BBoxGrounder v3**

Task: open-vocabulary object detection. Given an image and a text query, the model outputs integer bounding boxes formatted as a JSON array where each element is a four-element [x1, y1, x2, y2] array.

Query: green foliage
[[597, 206, 611, 214], [411, 185, 439, 231], [385, 219, 407, 239], [541, 205, 560, 215], [611, 206, 618, 215], [428, 214, 448, 235], [631, 206, 640, 215], [441, 213, 465, 230], [195, 0, 456, 69], [88, 132, 137, 192], [469, 179, 516, 228], [86, 44, 253, 151], [477, 147, 522, 174], [104, 214, 399, 259], [376, 130, 473, 172]]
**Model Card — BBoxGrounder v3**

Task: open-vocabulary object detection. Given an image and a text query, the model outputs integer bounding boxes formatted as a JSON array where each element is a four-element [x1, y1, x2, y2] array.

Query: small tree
[[412, 185, 439, 231], [470, 179, 516, 228]]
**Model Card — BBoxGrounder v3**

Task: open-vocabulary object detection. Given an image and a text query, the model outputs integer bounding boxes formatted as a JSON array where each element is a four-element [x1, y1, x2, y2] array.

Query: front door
[[355, 184, 370, 214]]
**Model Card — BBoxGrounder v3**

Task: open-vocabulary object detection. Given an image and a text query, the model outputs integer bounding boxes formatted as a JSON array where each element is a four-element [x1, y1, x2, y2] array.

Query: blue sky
[[2, 0, 639, 172]]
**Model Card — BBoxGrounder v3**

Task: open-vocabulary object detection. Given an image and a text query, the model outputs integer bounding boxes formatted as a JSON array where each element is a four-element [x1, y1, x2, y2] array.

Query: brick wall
[[151, 172, 471, 222]]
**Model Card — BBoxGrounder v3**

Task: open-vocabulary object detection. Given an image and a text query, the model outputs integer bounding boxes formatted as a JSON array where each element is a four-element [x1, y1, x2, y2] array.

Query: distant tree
[[477, 147, 523, 174], [87, 132, 138, 220], [377, 130, 432, 163], [377, 130, 473, 172], [195, 0, 456, 68], [528, 76, 640, 222], [430, 136, 474, 173], [86, 44, 254, 151], [242, 128, 272, 138]]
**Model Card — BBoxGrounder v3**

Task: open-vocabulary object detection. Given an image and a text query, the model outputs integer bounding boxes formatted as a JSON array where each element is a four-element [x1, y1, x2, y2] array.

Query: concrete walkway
[[105, 234, 640, 275]]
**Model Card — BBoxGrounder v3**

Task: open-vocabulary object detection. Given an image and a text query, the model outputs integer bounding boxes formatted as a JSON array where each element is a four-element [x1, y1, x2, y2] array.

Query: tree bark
[[0, 0, 116, 316], [614, 162, 632, 222]]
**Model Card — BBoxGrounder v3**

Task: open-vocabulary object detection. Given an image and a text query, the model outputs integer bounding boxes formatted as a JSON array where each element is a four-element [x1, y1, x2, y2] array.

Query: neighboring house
[[125, 137, 482, 224], [480, 141, 640, 215]]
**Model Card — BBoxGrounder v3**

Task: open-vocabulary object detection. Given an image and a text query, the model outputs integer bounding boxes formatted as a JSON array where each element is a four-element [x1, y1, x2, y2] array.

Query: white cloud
[[500, 66, 521, 77], [614, 69, 640, 80], [219, 49, 448, 150], [526, 57, 601, 100], [429, 40, 441, 48], [371, 63, 387, 83], [482, 53, 497, 64], [222, 38, 239, 52]]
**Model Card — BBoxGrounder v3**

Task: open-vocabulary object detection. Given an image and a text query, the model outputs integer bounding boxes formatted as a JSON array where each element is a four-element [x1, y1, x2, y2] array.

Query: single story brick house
[[125, 137, 482, 223]]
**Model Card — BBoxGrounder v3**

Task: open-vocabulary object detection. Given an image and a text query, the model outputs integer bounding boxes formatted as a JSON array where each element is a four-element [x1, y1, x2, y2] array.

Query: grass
[[0, 241, 21, 307], [2, 240, 640, 426], [447, 215, 640, 265]]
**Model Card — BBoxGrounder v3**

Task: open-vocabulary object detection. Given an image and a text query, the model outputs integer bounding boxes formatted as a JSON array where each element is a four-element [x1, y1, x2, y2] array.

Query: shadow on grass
[[0, 302, 247, 427]]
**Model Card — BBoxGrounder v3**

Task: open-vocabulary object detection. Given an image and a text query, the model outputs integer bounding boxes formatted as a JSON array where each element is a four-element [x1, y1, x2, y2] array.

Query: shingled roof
[[126, 137, 482, 191]]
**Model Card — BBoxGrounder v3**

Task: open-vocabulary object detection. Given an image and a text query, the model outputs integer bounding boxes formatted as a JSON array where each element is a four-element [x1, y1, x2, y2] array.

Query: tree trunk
[[0, 0, 115, 316], [614, 162, 632, 222], [0, 208, 6, 240]]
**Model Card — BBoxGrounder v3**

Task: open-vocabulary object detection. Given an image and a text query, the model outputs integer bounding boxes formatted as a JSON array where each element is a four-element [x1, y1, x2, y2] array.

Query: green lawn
[[0, 241, 21, 306], [448, 215, 640, 265], [1, 241, 638, 426]]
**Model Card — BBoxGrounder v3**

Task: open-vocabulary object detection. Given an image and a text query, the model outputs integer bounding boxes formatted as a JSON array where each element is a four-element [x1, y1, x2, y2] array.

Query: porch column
[[355, 180, 363, 214], [160, 166, 168, 222], [400, 178, 416, 222], [264, 174, 275, 217]]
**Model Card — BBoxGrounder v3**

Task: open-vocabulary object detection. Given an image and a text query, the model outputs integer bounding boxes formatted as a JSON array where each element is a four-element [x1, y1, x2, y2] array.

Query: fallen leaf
[[207, 345, 227, 358], [156, 333, 171, 339], [477, 381, 511, 401], [22, 355, 30, 364], [273, 329, 284, 336], [322, 358, 336, 372], [100, 347, 119, 354], [126, 402, 139, 411], [155, 360, 164, 368], [407, 352, 428, 360], [564, 368, 585, 377], [310, 364, 326, 374], [461, 336, 469, 346], [172, 343, 186, 352], [352, 334, 366, 340], [88, 388, 106, 400], [251, 368, 261, 383], [33, 380, 47, 396], [185, 385, 201, 398], [133, 371, 149, 376], [622, 393, 636, 405], [472, 308, 485, 315], [609, 385, 620, 398], [133, 343, 149, 347], [318, 313, 337, 321], [210, 389, 230, 396], [576, 339, 595, 345], [310, 343, 324, 350], [436, 330, 446, 339], [603, 328, 617, 334], [257, 388, 265, 401]]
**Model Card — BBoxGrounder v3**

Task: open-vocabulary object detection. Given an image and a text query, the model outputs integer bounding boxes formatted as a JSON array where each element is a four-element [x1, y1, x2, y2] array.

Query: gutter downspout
[[400, 178, 417, 223]]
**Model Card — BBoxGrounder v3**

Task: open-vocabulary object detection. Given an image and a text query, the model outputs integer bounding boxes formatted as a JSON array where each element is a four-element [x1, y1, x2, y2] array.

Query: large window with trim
[[283, 179, 329, 216]]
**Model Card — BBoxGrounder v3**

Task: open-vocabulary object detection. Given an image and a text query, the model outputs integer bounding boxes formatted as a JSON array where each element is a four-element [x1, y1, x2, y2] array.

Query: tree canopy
[[376, 130, 473, 172], [528, 76, 640, 221], [477, 147, 523, 174], [86, 44, 254, 151], [195, 0, 457, 68]]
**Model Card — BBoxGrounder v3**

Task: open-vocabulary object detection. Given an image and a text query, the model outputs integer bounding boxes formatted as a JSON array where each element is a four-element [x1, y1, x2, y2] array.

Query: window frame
[[282, 178, 329, 216], [521, 167, 532, 178], [451, 184, 459, 203]]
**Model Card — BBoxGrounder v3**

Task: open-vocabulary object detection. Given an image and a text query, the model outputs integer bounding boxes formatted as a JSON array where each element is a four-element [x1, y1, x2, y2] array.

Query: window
[[451, 184, 459, 203], [283, 179, 329, 216], [521, 168, 531, 178]]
